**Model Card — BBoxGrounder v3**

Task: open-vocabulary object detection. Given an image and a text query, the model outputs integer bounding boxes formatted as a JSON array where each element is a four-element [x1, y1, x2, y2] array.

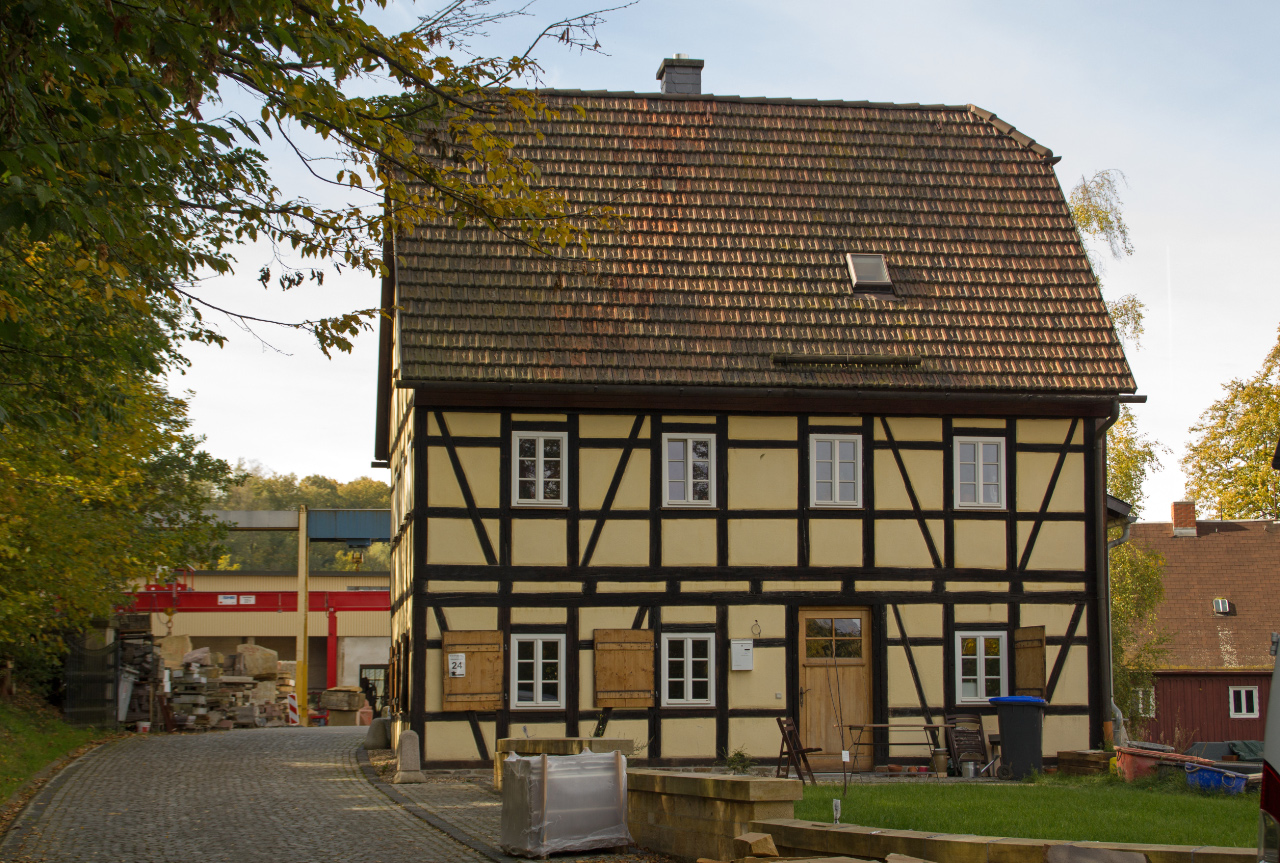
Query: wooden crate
[[1057, 749, 1112, 775]]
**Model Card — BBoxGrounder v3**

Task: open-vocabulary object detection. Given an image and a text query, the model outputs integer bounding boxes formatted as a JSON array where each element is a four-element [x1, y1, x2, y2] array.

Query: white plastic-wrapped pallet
[[499, 750, 632, 857]]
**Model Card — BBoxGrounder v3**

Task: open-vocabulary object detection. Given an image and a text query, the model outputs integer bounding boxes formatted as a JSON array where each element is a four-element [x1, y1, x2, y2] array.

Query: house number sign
[[448, 653, 466, 677]]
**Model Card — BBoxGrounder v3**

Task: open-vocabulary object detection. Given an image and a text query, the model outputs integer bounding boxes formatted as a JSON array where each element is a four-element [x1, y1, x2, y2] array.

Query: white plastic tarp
[[499, 750, 632, 857]]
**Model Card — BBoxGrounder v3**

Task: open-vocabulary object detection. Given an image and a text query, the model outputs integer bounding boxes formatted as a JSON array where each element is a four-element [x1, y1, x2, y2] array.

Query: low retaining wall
[[627, 770, 803, 861], [751, 818, 1254, 863]]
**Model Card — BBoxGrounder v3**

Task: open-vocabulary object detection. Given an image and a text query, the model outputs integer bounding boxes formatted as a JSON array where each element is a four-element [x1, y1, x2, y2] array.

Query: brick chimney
[[1172, 500, 1197, 537], [656, 54, 704, 95]]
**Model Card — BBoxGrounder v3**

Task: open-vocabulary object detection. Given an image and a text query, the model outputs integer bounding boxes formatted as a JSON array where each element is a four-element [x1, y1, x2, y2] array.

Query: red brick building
[[1129, 501, 1279, 744]]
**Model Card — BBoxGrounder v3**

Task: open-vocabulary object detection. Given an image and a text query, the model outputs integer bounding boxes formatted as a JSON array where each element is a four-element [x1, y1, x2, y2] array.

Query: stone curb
[[354, 748, 517, 863], [0, 737, 120, 854]]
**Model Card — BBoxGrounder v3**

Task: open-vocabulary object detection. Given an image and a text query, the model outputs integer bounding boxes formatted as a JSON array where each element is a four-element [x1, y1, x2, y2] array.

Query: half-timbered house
[[373, 57, 1140, 768]]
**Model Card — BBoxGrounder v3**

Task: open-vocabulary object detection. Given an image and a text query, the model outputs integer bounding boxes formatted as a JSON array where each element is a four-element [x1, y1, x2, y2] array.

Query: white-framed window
[[510, 634, 566, 708], [809, 434, 862, 507], [955, 632, 1007, 702], [1229, 685, 1260, 719], [954, 437, 1005, 509], [512, 432, 568, 506], [662, 433, 716, 507], [1134, 686, 1156, 719], [662, 633, 715, 706]]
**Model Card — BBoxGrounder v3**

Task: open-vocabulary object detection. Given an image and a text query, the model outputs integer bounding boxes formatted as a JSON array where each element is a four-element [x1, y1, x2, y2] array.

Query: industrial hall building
[[372, 56, 1140, 769]]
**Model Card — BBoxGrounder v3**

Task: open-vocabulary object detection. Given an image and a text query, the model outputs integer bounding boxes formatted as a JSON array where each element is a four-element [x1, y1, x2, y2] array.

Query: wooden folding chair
[[945, 713, 996, 776], [775, 716, 820, 785]]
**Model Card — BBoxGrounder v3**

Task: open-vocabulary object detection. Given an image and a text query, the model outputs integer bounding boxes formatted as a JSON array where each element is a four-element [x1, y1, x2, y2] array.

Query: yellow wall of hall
[[661, 718, 716, 757], [879, 417, 943, 442], [580, 519, 648, 566], [440, 412, 500, 437], [874, 520, 939, 567], [727, 647, 786, 709], [579, 449, 651, 511], [953, 519, 1007, 569], [579, 414, 649, 438], [885, 604, 943, 638], [729, 605, 785, 639], [511, 519, 567, 566], [1017, 419, 1078, 445], [728, 416, 797, 440], [426, 518, 499, 565], [730, 717, 783, 757], [1018, 520, 1086, 570]]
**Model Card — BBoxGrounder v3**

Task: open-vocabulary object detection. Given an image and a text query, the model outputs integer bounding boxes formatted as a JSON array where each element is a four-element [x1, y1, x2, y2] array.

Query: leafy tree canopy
[[1182, 327, 1280, 519]]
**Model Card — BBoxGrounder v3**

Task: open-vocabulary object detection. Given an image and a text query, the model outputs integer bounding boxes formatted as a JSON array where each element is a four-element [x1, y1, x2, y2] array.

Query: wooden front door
[[798, 607, 874, 772]]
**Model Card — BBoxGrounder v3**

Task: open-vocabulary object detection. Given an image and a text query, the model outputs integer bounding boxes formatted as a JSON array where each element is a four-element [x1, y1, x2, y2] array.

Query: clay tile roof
[[393, 91, 1136, 394], [1130, 520, 1280, 670]]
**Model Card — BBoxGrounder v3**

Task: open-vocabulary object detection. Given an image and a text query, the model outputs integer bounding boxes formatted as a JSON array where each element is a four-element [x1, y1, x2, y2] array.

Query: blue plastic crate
[[1184, 763, 1248, 795]]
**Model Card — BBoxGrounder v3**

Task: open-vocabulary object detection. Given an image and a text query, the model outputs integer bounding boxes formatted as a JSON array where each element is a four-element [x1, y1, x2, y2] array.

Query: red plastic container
[[1114, 746, 1212, 781]]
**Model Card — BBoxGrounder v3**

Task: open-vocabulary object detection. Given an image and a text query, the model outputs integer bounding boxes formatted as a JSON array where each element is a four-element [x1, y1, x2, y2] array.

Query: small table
[[839, 723, 953, 784]]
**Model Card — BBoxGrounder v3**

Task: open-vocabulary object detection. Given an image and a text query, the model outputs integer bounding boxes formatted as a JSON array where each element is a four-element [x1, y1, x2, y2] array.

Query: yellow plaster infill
[[807, 416, 863, 427], [579, 449, 622, 509], [1025, 581, 1086, 592], [728, 450, 798, 510], [511, 582, 582, 594], [512, 518, 567, 566], [1048, 453, 1085, 512], [857, 580, 932, 592], [427, 580, 499, 593], [728, 519, 797, 566], [579, 415, 650, 438], [873, 451, 911, 510], [580, 520, 649, 566], [581, 607, 639, 633], [657, 717, 717, 758], [662, 519, 717, 566], [886, 603, 943, 638], [426, 447, 465, 508], [808, 518, 863, 567], [878, 417, 943, 441], [1018, 604, 1076, 635], [764, 580, 842, 592], [1016, 452, 1057, 512], [727, 649, 787, 709], [954, 604, 1008, 623], [424, 719, 486, 761], [729, 605, 785, 639], [426, 412, 440, 435], [438, 607, 498, 631], [1018, 520, 1086, 570], [946, 582, 1009, 592], [1048, 646, 1089, 705], [511, 607, 568, 624], [728, 416, 797, 440], [900, 450, 943, 510], [662, 606, 716, 625], [425, 648, 443, 711], [597, 581, 665, 593], [441, 411, 500, 437], [1016, 418, 1074, 444], [729, 716, 785, 757], [956, 418, 1006, 428], [873, 519, 938, 568], [953, 519, 1007, 569], [512, 413, 566, 422], [457, 447, 500, 508], [688, 581, 751, 592], [425, 518, 499, 565], [663, 415, 716, 424]]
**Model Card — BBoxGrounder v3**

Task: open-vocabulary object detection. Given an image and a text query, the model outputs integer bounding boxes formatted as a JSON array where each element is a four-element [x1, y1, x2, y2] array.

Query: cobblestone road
[[0, 727, 490, 863]]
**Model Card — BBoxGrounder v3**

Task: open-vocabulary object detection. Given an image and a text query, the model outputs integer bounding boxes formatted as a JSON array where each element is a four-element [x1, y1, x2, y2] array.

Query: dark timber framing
[[391, 399, 1110, 767]]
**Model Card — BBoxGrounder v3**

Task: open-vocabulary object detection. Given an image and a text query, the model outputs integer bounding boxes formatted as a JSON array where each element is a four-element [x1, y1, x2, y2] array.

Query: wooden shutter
[[594, 629, 654, 708], [1013, 626, 1047, 698], [442, 630, 503, 712]]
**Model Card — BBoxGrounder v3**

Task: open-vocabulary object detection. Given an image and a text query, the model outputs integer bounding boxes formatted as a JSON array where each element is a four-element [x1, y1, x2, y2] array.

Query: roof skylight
[[845, 253, 893, 290]]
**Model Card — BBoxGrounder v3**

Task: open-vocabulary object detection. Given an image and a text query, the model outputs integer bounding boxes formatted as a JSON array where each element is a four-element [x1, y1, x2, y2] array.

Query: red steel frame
[[128, 589, 389, 688]]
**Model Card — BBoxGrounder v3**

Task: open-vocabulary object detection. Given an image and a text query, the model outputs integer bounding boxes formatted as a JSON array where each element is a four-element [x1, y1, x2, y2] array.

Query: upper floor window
[[663, 433, 716, 507], [955, 437, 1005, 509], [956, 632, 1006, 702], [513, 432, 567, 506], [809, 434, 862, 507], [1230, 686, 1259, 719]]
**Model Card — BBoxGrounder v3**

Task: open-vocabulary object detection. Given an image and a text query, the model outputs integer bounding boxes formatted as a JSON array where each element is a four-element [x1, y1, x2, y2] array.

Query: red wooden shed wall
[[1144, 671, 1270, 746]]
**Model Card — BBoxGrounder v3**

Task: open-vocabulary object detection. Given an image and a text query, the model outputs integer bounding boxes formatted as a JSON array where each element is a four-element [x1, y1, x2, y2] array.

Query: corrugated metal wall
[[1146, 672, 1271, 745]]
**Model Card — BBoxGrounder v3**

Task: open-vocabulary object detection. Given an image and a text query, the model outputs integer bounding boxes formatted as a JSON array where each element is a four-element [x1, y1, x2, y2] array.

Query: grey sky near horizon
[[169, 0, 1280, 523]]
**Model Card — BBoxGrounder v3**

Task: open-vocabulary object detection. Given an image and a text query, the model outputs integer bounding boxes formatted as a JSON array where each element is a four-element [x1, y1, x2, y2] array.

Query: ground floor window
[[1229, 685, 1260, 718], [956, 632, 1006, 702], [662, 634, 714, 706], [511, 634, 565, 708]]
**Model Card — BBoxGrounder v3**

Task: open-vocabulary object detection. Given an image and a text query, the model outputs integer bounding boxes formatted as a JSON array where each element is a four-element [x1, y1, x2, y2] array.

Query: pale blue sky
[[172, 0, 1280, 520]]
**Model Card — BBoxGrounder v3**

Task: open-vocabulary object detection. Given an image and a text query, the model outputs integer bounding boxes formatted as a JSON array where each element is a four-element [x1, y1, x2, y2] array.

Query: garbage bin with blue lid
[[988, 696, 1047, 779]]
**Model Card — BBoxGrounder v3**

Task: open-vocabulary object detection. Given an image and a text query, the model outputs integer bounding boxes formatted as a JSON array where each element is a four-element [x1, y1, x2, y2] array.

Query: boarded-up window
[[442, 630, 503, 712], [1013, 625, 1046, 698], [594, 629, 654, 707]]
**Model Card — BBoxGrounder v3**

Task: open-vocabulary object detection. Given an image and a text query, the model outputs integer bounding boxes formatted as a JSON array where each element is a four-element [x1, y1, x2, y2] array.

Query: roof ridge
[[536, 88, 969, 112], [966, 104, 1057, 163]]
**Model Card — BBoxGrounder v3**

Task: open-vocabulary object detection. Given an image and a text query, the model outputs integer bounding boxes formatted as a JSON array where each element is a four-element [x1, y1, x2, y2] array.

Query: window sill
[[662, 503, 717, 509], [954, 504, 1006, 512], [809, 502, 863, 509], [510, 704, 565, 711], [512, 501, 568, 508], [661, 703, 715, 709]]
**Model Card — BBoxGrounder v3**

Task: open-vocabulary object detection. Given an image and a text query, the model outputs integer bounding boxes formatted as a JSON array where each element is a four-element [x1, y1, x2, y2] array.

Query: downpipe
[[1096, 399, 1121, 747]]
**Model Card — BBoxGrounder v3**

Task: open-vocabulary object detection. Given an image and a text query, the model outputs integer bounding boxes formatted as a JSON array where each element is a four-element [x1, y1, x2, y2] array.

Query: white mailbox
[[729, 639, 754, 671]]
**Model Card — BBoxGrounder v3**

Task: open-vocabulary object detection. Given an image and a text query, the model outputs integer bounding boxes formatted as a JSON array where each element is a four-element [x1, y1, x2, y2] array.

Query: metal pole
[[297, 505, 309, 726]]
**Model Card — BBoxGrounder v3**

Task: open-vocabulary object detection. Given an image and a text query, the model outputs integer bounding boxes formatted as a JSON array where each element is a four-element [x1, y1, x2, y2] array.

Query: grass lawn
[[796, 773, 1258, 847], [0, 691, 105, 803]]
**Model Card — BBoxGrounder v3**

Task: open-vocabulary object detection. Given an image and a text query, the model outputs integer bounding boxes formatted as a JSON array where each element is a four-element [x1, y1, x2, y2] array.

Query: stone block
[[364, 717, 391, 750], [926, 833, 1001, 863], [1049, 846, 1152, 863], [1193, 849, 1256, 863], [236, 643, 279, 679], [628, 769, 803, 802], [991, 838, 1062, 863], [734, 832, 778, 857], [327, 709, 360, 727], [157, 635, 192, 668], [391, 730, 426, 784], [319, 687, 366, 710]]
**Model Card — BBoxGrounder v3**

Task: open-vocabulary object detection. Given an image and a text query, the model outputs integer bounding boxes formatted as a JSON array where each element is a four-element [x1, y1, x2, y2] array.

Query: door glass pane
[[806, 639, 832, 658], [835, 640, 861, 658], [834, 619, 861, 637], [806, 619, 833, 638]]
